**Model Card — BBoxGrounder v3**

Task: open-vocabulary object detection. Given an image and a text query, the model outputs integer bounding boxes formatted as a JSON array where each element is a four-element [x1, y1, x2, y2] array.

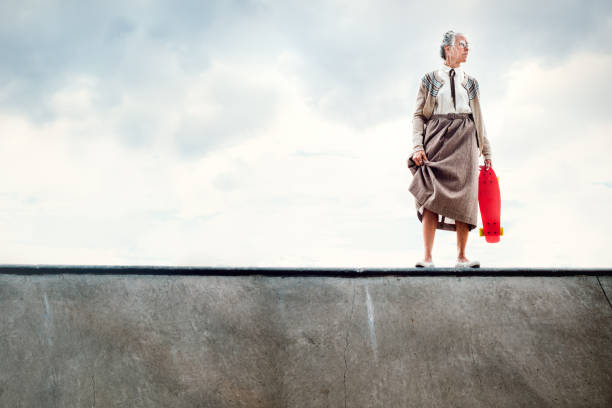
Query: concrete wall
[[1, 274, 611, 407]]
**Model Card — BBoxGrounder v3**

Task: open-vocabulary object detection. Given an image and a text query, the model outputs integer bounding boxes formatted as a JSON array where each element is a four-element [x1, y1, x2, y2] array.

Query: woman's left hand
[[484, 159, 492, 170]]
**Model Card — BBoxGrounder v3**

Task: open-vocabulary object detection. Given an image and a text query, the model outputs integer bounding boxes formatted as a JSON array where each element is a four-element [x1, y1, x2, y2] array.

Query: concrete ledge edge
[[0, 265, 611, 277]]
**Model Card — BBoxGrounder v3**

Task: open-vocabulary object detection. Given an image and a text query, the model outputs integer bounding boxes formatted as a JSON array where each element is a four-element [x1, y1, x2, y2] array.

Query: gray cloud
[[175, 77, 279, 158], [268, 0, 612, 124], [116, 111, 160, 148], [1, 0, 611, 144], [0, 0, 254, 122]]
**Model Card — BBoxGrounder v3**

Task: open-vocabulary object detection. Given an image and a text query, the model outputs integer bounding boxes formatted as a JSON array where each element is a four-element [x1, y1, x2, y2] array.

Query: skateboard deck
[[478, 165, 503, 243]]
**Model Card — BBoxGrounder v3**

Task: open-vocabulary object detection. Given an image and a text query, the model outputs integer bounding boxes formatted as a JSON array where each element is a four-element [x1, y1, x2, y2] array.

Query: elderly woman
[[407, 30, 492, 268]]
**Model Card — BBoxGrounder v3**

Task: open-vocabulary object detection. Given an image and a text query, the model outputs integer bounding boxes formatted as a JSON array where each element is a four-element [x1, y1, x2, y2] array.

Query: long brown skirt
[[408, 113, 479, 231]]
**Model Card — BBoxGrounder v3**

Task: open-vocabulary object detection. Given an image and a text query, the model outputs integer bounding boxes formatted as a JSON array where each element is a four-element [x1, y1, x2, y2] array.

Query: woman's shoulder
[[421, 69, 442, 81], [462, 72, 480, 98], [420, 69, 444, 87], [419, 70, 444, 97], [462, 70, 480, 83]]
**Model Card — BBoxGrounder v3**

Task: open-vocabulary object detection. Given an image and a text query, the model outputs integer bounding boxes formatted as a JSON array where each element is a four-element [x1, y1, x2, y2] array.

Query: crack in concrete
[[595, 276, 612, 310], [51, 366, 59, 408], [92, 375, 96, 408], [469, 328, 482, 388], [343, 282, 356, 408]]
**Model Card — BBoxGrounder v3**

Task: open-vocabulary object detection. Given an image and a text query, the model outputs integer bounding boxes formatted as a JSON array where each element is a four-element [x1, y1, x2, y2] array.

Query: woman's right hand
[[410, 150, 429, 167]]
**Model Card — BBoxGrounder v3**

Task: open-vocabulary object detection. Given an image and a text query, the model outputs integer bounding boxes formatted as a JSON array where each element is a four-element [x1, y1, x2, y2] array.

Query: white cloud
[[476, 52, 612, 267]]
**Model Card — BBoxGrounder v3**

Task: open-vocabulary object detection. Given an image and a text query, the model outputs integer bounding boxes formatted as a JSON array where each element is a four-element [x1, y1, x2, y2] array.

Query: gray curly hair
[[440, 30, 464, 59]]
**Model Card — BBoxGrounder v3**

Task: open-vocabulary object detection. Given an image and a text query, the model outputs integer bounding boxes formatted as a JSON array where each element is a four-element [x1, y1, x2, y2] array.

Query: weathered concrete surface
[[0, 274, 611, 407]]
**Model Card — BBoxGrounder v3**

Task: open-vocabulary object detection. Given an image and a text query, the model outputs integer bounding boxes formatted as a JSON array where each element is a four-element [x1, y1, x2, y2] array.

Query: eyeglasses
[[456, 40, 470, 50]]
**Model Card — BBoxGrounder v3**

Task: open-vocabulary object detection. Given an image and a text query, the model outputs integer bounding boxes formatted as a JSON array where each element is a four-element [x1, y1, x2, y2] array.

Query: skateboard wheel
[[479, 228, 484, 236], [500, 227, 504, 236]]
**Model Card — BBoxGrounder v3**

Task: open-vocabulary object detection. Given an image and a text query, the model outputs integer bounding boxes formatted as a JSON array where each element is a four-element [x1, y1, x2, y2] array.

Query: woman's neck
[[445, 60, 461, 69]]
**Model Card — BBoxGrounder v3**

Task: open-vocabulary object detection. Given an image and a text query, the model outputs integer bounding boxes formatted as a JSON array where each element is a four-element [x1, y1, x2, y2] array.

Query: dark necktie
[[449, 68, 456, 110]]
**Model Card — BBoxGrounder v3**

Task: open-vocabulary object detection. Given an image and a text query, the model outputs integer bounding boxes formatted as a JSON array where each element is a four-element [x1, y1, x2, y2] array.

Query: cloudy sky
[[1, 0, 611, 267]]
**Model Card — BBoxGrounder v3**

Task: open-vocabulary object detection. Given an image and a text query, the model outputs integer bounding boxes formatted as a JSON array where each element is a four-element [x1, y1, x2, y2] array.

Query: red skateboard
[[478, 165, 503, 243]]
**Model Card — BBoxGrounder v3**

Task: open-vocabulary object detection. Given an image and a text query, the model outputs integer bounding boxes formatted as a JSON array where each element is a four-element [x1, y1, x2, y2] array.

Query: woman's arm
[[482, 132, 492, 169], [482, 131, 492, 161], [474, 81, 493, 169], [412, 80, 428, 152]]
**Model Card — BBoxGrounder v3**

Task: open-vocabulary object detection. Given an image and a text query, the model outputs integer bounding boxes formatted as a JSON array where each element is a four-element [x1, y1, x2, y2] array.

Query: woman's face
[[446, 34, 469, 64]]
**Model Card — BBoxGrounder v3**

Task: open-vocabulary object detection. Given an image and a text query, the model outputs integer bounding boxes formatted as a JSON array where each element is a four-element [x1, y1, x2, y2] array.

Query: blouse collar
[[439, 62, 464, 82]]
